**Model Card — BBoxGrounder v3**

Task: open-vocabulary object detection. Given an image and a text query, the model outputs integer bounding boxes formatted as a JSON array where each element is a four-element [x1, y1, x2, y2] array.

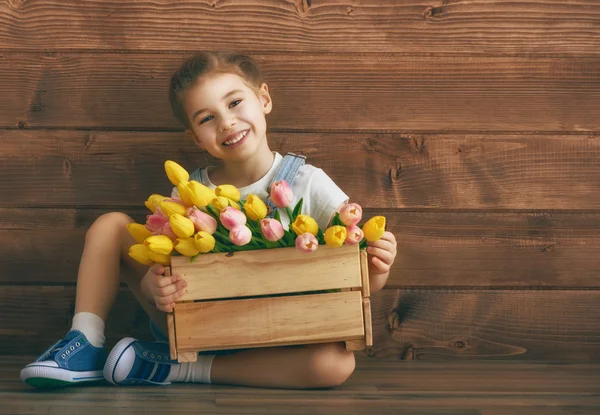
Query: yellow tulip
[[324, 226, 347, 248], [194, 231, 216, 253], [148, 251, 171, 266], [363, 216, 386, 242], [169, 213, 195, 238], [160, 201, 187, 218], [215, 185, 241, 202], [212, 196, 240, 211], [188, 181, 216, 208], [128, 244, 154, 266], [292, 215, 319, 236], [244, 194, 268, 221], [144, 235, 173, 255], [144, 194, 167, 213], [126, 223, 152, 244], [165, 160, 189, 186], [176, 181, 194, 206], [174, 237, 200, 257]]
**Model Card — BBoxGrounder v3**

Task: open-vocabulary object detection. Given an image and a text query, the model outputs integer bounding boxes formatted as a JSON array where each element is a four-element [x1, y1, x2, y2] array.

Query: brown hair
[[169, 51, 264, 128]]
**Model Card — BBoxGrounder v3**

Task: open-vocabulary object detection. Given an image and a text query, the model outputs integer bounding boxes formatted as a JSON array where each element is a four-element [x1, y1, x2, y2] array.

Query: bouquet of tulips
[[127, 160, 386, 267]]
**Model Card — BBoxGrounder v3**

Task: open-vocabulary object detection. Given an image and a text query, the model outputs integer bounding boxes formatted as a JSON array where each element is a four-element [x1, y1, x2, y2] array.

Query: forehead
[[183, 73, 253, 108]]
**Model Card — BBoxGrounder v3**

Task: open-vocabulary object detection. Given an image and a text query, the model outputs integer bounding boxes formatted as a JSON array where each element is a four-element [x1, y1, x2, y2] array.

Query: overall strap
[[189, 167, 204, 184], [266, 152, 306, 218]]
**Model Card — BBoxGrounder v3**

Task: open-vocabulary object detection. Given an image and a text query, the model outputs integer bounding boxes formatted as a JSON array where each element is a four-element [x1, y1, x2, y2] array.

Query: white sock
[[70, 312, 106, 348], [166, 355, 216, 384]]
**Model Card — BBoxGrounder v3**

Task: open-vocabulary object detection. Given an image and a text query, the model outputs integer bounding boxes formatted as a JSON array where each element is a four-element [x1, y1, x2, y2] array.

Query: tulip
[[244, 194, 268, 221], [145, 194, 168, 213], [339, 203, 363, 227], [270, 180, 293, 208], [176, 181, 194, 206], [295, 233, 319, 253], [165, 160, 190, 186], [187, 207, 217, 234], [363, 216, 386, 242], [215, 184, 241, 202], [174, 237, 200, 257], [160, 201, 187, 218], [220, 206, 247, 231], [157, 222, 178, 241], [128, 244, 154, 266], [345, 225, 364, 245], [169, 213, 195, 238], [212, 196, 240, 211], [324, 226, 347, 248], [229, 225, 252, 246], [187, 181, 216, 208], [127, 223, 152, 244], [146, 207, 169, 233], [194, 231, 216, 253], [147, 251, 171, 266], [144, 235, 174, 255], [291, 215, 319, 236], [260, 218, 284, 242]]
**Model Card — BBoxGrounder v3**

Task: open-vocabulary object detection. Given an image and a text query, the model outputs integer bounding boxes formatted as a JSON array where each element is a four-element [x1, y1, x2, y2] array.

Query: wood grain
[[1, 53, 598, 130], [2, 130, 600, 210], [1, 0, 599, 55]]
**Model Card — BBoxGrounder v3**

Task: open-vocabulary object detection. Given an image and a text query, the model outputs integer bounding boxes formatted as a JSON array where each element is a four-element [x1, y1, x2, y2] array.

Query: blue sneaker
[[103, 337, 176, 385], [20, 330, 107, 388]]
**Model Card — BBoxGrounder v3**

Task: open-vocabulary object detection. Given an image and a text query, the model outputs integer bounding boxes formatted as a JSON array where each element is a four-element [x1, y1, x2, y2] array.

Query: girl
[[21, 51, 397, 389]]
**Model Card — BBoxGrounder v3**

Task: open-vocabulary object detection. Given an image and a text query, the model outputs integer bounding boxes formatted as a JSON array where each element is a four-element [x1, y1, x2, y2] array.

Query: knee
[[86, 212, 133, 242], [306, 343, 356, 388]]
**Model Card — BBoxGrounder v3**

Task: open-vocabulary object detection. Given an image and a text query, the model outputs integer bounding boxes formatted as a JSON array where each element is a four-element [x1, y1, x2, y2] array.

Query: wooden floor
[[2, 356, 599, 415]]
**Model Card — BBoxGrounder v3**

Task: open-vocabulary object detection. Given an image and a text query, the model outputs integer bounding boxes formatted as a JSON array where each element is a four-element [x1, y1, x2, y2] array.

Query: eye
[[230, 99, 242, 108], [199, 115, 213, 124]]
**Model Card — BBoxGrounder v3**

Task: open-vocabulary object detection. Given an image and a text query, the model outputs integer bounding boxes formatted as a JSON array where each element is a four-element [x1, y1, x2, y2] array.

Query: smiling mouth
[[222, 130, 249, 146]]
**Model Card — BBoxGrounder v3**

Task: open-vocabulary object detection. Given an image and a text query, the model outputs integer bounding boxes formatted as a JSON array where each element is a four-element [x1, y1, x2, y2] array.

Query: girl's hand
[[366, 231, 397, 274], [141, 263, 187, 312]]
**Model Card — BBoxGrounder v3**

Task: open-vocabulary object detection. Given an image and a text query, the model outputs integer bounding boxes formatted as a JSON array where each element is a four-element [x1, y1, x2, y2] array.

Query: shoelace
[[44, 337, 72, 360]]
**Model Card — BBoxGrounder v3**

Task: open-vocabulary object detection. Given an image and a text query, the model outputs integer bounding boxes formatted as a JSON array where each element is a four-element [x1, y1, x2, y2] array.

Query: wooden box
[[165, 244, 373, 362]]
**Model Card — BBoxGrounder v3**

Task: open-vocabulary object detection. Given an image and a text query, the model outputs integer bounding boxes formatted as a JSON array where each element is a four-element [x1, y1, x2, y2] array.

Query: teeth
[[223, 130, 248, 146]]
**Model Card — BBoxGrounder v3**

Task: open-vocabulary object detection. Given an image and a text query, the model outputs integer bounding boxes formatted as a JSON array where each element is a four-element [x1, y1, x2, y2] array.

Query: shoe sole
[[20, 365, 104, 388], [103, 337, 136, 385]]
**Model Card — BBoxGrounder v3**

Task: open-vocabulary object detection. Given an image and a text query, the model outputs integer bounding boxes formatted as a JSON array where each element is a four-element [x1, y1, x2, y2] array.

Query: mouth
[[222, 130, 249, 147]]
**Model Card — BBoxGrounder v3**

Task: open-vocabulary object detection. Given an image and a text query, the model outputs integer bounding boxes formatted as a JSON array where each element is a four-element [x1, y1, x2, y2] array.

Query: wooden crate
[[165, 244, 373, 362]]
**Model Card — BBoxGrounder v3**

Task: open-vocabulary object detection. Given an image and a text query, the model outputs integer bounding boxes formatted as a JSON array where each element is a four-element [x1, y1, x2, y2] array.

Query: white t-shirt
[[177, 152, 349, 231]]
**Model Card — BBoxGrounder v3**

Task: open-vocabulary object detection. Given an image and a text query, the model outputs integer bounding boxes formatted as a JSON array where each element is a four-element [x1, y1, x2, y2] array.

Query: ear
[[186, 129, 204, 149], [258, 83, 273, 115]]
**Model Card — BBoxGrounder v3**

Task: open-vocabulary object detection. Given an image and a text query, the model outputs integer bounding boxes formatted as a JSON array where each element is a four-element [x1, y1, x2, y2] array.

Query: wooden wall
[[1, 0, 599, 360]]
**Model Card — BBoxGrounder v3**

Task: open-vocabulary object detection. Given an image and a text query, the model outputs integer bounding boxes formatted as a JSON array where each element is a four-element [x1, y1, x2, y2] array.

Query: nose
[[219, 115, 236, 132]]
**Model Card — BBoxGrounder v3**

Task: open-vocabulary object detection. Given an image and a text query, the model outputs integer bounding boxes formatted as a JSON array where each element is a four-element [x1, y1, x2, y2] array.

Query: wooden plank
[[1, 53, 599, 130], [1, 1, 599, 55], [370, 289, 600, 361], [2, 131, 600, 210], [360, 249, 370, 298], [3, 208, 599, 288], [363, 298, 373, 348], [174, 291, 364, 352], [171, 245, 362, 301]]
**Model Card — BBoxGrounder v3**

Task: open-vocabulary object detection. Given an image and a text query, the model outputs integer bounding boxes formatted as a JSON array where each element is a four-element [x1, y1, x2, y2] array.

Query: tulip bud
[[174, 237, 200, 257], [188, 181, 216, 208], [144, 235, 174, 255], [260, 218, 284, 242], [212, 196, 240, 211], [165, 160, 190, 186], [339, 203, 363, 227], [147, 251, 171, 266], [160, 201, 187, 218], [270, 180, 294, 208], [230, 225, 252, 246], [345, 225, 364, 245], [128, 244, 154, 266], [324, 226, 347, 248], [176, 181, 194, 207], [363, 216, 386, 242], [127, 223, 152, 244], [187, 207, 217, 234], [144, 194, 168, 213], [244, 194, 268, 221], [215, 184, 241, 202], [194, 231, 216, 253], [169, 213, 195, 238], [220, 206, 247, 231], [295, 233, 319, 253], [291, 215, 319, 236], [157, 222, 178, 241]]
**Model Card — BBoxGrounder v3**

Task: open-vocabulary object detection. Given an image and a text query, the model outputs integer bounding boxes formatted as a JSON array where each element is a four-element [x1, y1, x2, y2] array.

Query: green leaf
[[273, 209, 281, 222], [332, 212, 344, 227], [359, 238, 368, 250], [291, 197, 304, 221], [317, 228, 326, 245]]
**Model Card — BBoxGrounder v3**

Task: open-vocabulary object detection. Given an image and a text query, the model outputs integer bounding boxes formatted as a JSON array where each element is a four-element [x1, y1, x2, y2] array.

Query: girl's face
[[183, 72, 272, 163]]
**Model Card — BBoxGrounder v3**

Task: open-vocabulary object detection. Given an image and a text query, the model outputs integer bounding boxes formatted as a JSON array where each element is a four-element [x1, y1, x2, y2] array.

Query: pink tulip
[[230, 225, 252, 246], [270, 180, 294, 208], [345, 225, 364, 245], [156, 222, 178, 241], [187, 207, 217, 234], [220, 206, 247, 231], [260, 218, 285, 242], [339, 203, 363, 227], [295, 233, 319, 253], [145, 207, 169, 233]]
